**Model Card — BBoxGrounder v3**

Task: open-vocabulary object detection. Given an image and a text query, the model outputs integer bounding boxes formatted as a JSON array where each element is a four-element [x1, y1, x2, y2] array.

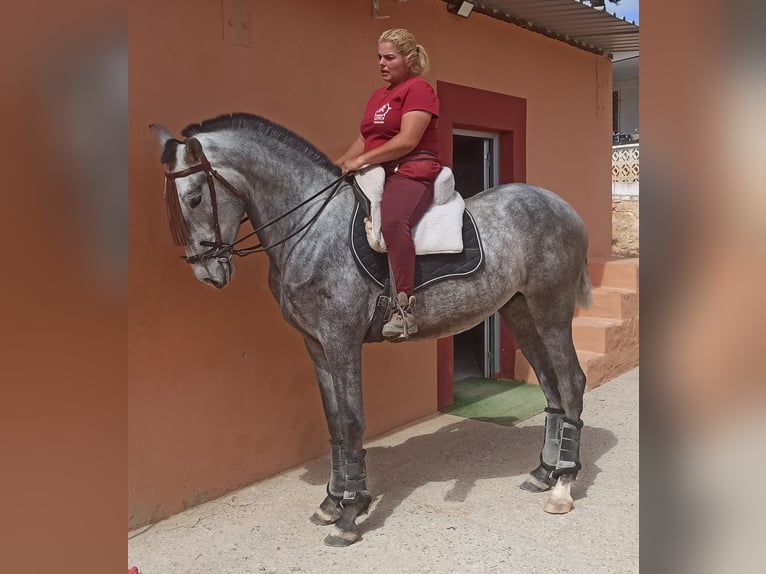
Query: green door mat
[[441, 378, 547, 427]]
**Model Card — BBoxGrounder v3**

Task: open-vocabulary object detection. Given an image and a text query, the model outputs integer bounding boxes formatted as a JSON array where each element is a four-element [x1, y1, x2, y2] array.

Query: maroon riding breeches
[[379, 173, 435, 296]]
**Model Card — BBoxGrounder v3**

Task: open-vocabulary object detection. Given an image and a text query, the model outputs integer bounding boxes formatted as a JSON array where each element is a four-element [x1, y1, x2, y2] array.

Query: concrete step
[[575, 287, 638, 320], [588, 257, 639, 290]]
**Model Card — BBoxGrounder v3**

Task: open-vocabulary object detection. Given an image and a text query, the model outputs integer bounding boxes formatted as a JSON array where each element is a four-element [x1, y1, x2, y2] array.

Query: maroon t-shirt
[[360, 77, 440, 154]]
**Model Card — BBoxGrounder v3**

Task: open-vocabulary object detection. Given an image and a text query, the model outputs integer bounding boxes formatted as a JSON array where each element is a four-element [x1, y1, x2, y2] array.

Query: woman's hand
[[335, 135, 365, 174], [340, 155, 367, 174]]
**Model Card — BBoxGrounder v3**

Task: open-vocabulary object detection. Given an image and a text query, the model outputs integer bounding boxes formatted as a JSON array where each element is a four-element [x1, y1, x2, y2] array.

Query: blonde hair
[[378, 28, 430, 76]]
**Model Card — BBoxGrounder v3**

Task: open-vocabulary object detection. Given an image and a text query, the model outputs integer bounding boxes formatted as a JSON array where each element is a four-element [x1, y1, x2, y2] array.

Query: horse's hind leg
[[535, 314, 586, 514], [541, 322, 585, 514], [501, 293, 587, 514], [499, 294, 565, 493]]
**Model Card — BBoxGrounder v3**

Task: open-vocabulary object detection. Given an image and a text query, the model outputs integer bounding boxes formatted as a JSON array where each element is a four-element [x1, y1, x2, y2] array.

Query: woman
[[336, 28, 441, 339]]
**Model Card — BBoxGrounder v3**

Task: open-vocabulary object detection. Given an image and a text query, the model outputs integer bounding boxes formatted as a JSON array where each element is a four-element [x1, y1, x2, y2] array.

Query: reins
[[164, 150, 347, 264], [211, 173, 347, 258]]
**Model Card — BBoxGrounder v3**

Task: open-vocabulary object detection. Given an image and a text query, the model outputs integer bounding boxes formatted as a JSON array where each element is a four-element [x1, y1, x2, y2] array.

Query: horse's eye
[[189, 195, 202, 208]]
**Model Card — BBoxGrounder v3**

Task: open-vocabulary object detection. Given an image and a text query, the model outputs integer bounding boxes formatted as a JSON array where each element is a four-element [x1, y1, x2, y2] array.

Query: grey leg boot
[[382, 292, 418, 339]]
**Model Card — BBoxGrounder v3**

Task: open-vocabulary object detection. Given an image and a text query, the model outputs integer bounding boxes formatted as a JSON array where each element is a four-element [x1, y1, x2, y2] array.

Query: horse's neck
[[209, 134, 339, 262]]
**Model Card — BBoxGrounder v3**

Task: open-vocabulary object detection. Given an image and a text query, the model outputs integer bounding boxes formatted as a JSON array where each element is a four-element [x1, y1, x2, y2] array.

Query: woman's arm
[[340, 110, 432, 173], [334, 135, 365, 168]]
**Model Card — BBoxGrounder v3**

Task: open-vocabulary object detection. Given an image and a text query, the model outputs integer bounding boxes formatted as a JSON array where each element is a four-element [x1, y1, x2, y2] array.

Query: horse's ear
[[184, 137, 204, 164], [149, 124, 174, 148]]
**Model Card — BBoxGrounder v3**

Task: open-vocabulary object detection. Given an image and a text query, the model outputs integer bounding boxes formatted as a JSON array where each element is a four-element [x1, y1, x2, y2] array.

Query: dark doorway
[[452, 135, 487, 198], [452, 131, 500, 381]]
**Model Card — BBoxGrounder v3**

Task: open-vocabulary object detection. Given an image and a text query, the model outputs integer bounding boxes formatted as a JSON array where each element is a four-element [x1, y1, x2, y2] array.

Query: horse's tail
[[576, 258, 593, 309]]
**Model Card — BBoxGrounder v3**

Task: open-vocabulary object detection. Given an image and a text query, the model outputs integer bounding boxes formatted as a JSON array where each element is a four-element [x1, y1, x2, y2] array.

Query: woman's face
[[378, 41, 411, 87]]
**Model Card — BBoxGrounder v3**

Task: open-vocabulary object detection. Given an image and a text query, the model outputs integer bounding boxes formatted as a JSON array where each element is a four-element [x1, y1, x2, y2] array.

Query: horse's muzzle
[[204, 277, 226, 289], [194, 259, 233, 289]]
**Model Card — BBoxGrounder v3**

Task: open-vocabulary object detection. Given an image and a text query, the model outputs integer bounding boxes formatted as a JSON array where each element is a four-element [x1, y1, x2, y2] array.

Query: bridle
[[163, 148, 346, 265]]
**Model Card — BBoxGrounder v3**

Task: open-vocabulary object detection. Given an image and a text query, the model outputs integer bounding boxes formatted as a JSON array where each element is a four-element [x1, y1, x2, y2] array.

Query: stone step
[[572, 316, 627, 353], [575, 287, 638, 320], [511, 256, 639, 392], [587, 257, 639, 290]]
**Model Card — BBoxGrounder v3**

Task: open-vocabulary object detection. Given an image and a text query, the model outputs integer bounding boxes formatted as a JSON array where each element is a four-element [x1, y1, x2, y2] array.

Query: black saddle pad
[[349, 201, 484, 292]]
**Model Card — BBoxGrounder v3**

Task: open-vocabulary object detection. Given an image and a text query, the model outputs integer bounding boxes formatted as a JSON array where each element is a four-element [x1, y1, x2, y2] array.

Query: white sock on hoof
[[544, 477, 575, 513]]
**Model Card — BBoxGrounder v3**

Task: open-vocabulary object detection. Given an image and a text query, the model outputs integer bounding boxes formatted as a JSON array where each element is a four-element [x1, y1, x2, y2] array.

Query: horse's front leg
[[322, 349, 371, 547], [303, 337, 345, 526]]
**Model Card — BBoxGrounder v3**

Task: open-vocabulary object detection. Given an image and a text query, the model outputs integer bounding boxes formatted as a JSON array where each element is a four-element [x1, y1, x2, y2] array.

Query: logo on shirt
[[373, 103, 392, 124]]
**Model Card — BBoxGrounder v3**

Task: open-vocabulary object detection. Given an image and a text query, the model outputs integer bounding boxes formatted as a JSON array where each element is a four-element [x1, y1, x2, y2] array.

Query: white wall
[[614, 79, 639, 134], [612, 52, 639, 135]]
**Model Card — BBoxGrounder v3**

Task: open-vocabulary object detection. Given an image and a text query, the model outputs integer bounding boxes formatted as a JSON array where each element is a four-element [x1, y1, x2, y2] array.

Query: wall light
[[447, 1, 474, 18]]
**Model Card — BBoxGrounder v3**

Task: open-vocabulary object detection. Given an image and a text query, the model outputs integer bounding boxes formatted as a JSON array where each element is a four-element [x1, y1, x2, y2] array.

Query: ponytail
[[412, 44, 430, 75]]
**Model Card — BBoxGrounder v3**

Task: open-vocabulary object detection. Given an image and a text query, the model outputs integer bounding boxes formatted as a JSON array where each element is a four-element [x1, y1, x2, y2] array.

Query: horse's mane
[[179, 112, 338, 172]]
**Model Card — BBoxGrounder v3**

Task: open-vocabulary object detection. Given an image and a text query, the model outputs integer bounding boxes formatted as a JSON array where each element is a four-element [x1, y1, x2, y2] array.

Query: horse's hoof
[[309, 509, 339, 526], [520, 481, 546, 493], [544, 498, 574, 514], [310, 495, 342, 525], [520, 475, 551, 493], [323, 525, 359, 547]]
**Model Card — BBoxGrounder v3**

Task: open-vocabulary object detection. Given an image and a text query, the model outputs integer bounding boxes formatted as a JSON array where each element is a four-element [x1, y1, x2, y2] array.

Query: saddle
[[354, 166, 465, 254], [349, 167, 484, 293]]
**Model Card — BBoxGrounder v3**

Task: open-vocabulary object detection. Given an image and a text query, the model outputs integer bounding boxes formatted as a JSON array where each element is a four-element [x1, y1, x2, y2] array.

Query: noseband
[[163, 148, 346, 264]]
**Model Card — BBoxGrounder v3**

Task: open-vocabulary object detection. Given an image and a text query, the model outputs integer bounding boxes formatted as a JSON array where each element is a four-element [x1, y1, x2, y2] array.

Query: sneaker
[[382, 292, 418, 338]]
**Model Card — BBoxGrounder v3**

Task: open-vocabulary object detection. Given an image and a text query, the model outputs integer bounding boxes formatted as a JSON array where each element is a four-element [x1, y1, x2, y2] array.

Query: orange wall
[[129, 0, 612, 528]]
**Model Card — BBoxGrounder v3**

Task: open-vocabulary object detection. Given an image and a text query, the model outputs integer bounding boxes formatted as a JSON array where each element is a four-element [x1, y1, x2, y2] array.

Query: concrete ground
[[129, 368, 638, 574]]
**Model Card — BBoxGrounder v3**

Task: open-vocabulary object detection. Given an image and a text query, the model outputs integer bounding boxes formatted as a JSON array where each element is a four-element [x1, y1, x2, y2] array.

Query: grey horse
[[150, 113, 592, 546]]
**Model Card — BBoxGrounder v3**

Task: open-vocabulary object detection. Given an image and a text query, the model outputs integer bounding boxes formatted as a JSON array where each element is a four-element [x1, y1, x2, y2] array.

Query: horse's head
[[151, 124, 246, 289]]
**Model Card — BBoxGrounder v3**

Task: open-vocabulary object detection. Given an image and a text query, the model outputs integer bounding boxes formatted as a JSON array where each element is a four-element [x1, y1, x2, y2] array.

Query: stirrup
[[382, 292, 417, 340]]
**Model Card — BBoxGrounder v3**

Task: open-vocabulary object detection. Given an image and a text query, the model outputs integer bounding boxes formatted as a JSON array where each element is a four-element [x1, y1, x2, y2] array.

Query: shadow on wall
[[298, 418, 617, 534]]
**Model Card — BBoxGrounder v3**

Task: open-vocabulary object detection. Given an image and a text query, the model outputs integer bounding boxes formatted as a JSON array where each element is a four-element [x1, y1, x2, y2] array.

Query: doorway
[[452, 130, 501, 381]]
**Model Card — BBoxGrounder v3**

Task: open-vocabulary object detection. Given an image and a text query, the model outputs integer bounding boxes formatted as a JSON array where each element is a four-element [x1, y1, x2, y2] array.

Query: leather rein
[[163, 150, 346, 264]]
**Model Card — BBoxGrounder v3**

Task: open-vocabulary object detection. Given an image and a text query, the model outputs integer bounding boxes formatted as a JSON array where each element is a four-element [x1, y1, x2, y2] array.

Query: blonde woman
[[336, 29, 441, 339]]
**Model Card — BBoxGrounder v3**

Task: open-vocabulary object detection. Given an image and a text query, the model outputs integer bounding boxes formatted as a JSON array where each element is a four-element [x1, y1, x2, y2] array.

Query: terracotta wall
[[129, 0, 612, 528]]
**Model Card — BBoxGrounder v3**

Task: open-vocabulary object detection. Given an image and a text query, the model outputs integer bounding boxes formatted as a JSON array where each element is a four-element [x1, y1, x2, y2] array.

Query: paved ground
[[129, 368, 639, 574]]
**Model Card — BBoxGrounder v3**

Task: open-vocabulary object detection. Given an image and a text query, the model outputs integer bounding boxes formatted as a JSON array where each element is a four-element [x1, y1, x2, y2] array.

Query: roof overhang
[[443, 0, 639, 56]]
